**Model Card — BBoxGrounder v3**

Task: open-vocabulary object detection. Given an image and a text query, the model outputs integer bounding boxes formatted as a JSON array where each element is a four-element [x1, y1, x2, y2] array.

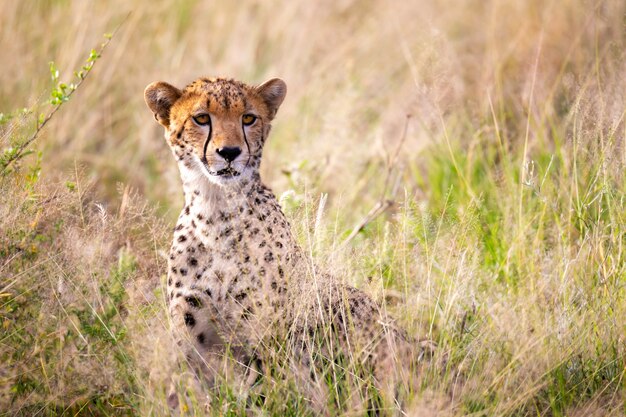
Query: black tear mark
[[201, 114, 213, 163]]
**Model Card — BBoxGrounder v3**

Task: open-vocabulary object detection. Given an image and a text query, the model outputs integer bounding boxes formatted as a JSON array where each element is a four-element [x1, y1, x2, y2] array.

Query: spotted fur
[[145, 76, 429, 411]]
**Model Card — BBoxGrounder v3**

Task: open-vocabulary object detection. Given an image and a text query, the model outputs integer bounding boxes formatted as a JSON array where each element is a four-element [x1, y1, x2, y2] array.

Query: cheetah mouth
[[214, 167, 241, 177], [199, 159, 242, 179]]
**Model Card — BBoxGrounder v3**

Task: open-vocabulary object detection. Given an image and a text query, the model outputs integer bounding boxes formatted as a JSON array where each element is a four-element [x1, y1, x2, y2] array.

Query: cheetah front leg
[[166, 299, 227, 411]]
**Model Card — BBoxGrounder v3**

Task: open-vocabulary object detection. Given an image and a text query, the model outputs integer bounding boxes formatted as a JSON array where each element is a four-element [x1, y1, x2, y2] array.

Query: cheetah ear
[[144, 81, 182, 128], [256, 78, 287, 120]]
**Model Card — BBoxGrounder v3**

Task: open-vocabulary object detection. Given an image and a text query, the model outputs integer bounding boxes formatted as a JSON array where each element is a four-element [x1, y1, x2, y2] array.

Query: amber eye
[[193, 114, 210, 126], [242, 114, 257, 126]]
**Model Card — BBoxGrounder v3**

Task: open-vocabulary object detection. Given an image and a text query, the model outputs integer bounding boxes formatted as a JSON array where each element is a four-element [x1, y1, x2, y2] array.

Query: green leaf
[[49, 61, 59, 81], [87, 49, 100, 62]]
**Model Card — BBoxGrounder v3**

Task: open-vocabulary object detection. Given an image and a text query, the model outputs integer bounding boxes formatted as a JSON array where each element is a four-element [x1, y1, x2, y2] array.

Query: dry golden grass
[[1, 1, 625, 415]]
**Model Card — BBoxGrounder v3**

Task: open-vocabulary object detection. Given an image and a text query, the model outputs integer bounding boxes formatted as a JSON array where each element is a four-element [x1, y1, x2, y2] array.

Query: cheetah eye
[[242, 114, 257, 126], [193, 114, 211, 126]]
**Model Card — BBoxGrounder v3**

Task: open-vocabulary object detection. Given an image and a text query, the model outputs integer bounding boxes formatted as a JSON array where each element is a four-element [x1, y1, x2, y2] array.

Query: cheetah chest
[[166, 194, 296, 346]]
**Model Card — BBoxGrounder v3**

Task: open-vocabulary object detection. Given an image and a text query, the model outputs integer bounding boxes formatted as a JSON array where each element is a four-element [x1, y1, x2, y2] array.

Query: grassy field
[[1, 1, 625, 415]]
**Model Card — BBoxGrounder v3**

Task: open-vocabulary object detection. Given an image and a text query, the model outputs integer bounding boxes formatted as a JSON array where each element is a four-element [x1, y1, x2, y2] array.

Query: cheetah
[[144, 76, 430, 413]]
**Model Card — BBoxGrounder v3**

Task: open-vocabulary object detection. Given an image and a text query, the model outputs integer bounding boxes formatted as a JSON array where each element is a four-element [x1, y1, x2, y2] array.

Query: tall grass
[[1, 0, 625, 415]]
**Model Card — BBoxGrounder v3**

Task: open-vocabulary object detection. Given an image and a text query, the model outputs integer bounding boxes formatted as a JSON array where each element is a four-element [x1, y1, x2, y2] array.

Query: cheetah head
[[144, 77, 286, 187]]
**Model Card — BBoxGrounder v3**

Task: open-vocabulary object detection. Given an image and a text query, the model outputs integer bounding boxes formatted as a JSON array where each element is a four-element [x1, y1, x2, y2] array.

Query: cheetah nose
[[216, 146, 242, 162]]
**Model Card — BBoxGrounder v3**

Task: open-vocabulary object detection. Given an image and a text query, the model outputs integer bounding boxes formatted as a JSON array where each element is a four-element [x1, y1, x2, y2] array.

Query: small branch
[[1, 17, 128, 175], [341, 199, 394, 246]]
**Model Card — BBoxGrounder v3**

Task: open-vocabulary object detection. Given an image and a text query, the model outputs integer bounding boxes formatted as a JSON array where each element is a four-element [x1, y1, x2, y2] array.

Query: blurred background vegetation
[[1, 0, 624, 415]]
